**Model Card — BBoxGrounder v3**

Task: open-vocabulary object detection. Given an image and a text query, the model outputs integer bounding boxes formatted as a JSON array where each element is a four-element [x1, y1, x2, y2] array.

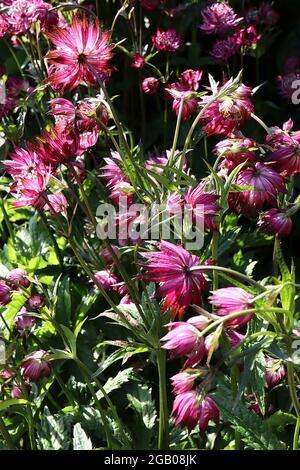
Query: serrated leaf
[[96, 368, 135, 399], [37, 407, 70, 450], [73, 423, 93, 450], [127, 384, 157, 430]]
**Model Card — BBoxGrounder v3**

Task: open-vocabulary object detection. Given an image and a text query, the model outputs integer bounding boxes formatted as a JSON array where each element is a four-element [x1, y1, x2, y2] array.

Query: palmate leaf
[[127, 384, 157, 430], [211, 385, 283, 450], [37, 407, 70, 450]]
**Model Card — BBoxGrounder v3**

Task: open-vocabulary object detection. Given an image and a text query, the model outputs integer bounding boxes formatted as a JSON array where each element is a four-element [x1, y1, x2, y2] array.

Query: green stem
[[293, 418, 300, 450], [0, 416, 15, 450], [157, 348, 169, 450], [211, 231, 219, 291], [168, 98, 184, 169], [287, 360, 300, 419], [190, 265, 266, 292], [40, 211, 64, 269]]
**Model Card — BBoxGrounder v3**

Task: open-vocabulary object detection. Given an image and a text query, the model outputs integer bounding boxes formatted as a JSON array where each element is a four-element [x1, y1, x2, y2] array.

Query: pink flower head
[[0, 14, 9, 38], [268, 127, 300, 177], [101, 151, 129, 189], [131, 53, 145, 69], [32, 127, 79, 167], [7, 0, 50, 35], [226, 330, 245, 349], [141, 77, 160, 95], [0, 281, 11, 306], [12, 172, 50, 210], [258, 208, 292, 239], [11, 386, 24, 399], [200, 85, 254, 137], [8, 268, 30, 288], [14, 307, 36, 336], [0, 369, 14, 380], [4, 146, 48, 179], [26, 293, 45, 310], [200, 2, 243, 35], [184, 182, 219, 231], [161, 321, 204, 357], [238, 25, 261, 47], [210, 36, 240, 64], [229, 162, 286, 217], [93, 270, 120, 292], [141, 241, 208, 319], [151, 28, 182, 53], [100, 245, 120, 266], [165, 85, 199, 121], [215, 138, 258, 168], [172, 392, 219, 432], [171, 370, 201, 395], [178, 69, 203, 91], [209, 287, 254, 330], [21, 350, 52, 382], [45, 192, 68, 216], [265, 356, 286, 389], [46, 15, 114, 92]]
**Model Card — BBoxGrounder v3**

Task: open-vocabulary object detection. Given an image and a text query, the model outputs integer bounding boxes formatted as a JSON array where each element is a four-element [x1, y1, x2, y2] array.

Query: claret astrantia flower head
[[200, 2, 243, 35], [172, 391, 219, 432], [141, 241, 208, 319], [46, 15, 114, 92], [151, 28, 182, 53], [209, 287, 254, 330]]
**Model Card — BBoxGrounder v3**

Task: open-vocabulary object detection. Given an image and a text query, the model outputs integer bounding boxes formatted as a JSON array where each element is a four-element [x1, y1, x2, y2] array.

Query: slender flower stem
[[293, 418, 300, 450], [190, 265, 266, 291], [157, 348, 169, 450], [250, 113, 272, 135], [211, 231, 219, 291], [40, 211, 64, 269], [287, 358, 300, 419], [0, 416, 15, 450], [168, 99, 184, 169]]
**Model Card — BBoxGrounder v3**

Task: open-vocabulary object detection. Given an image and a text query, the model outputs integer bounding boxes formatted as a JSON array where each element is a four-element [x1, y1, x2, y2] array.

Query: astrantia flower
[[7, 0, 51, 35], [45, 192, 68, 216], [141, 77, 160, 94], [11, 172, 50, 209], [161, 321, 204, 357], [229, 162, 286, 217], [32, 127, 79, 167], [8, 268, 30, 288], [200, 85, 254, 137], [209, 287, 254, 330], [184, 182, 219, 231], [131, 53, 145, 69], [171, 370, 201, 395], [258, 208, 292, 238], [165, 86, 198, 121], [172, 392, 219, 432], [0, 14, 8, 38], [210, 36, 240, 64], [215, 138, 258, 168], [141, 241, 208, 319], [21, 350, 52, 382], [4, 146, 48, 179], [267, 127, 300, 177], [238, 25, 261, 47], [14, 307, 36, 336], [0, 281, 11, 306], [26, 293, 45, 310], [200, 2, 243, 35], [11, 386, 24, 399], [178, 69, 203, 91], [46, 15, 114, 92], [151, 28, 182, 53], [266, 356, 286, 389], [93, 270, 120, 292]]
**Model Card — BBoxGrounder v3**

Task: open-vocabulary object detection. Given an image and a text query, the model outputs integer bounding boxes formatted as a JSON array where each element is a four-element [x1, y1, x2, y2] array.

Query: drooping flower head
[[200, 2, 243, 35], [184, 182, 219, 231], [0, 281, 11, 306], [21, 350, 52, 382], [31, 127, 79, 167], [258, 208, 293, 238], [93, 270, 121, 292], [26, 293, 45, 310], [141, 241, 208, 319], [200, 84, 254, 137], [267, 120, 300, 176], [151, 28, 182, 52], [14, 307, 36, 336], [131, 53, 145, 69], [8, 268, 30, 288], [265, 356, 286, 389], [215, 138, 258, 169], [46, 15, 114, 92], [141, 77, 160, 95], [172, 391, 219, 432], [229, 162, 286, 218], [209, 287, 254, 330]]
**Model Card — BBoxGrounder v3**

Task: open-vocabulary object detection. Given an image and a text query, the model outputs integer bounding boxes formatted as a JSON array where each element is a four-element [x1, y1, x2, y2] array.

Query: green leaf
[[127, 384, 157, 430], [266, 411, 297, 433], [73, 423, 93, 450], [212, 385, 283, 450], [37, 407, 70, 450], [96, 367, 135, 399], [0, 399, 28, 412]]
